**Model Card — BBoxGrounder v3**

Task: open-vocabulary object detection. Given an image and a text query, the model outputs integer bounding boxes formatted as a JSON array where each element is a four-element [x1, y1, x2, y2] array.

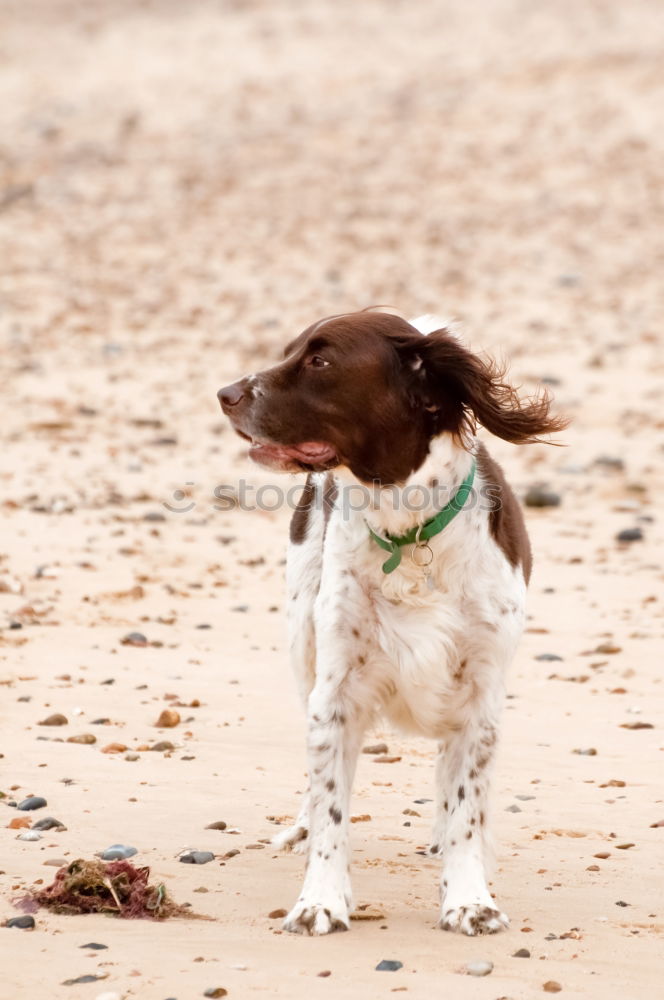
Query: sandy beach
[[1, 1, 663, 997]]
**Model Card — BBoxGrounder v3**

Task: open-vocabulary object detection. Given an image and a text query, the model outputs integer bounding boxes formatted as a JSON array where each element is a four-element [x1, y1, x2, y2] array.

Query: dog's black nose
[[218, 381, 246, 409]]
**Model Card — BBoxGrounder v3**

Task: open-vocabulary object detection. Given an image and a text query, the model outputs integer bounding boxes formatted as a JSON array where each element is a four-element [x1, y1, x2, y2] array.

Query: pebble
[[17, 830, 42, 841], [121, 631, 149, 646], [543, 982, 562, 993], [376, 960, 403, 971], [616, 527, 643, 542], [505, 804, 522, 813], [536, 653, 563, 661], [572, 747, 597, 755], [62, 975, 108, 986], [180, 851, 215, 865], [203, 989, 228, 998], [593, 455, 625, 471], [205, 821, 227, 830], [8, 816, 31, 829], [17, 796, 47, 811], [32, 816, 65, 830], [5, 915, 35, 929], [81, 942, 108, 950], [362, 742, 389, 755], [151, 741, 175, 751], [44, 858, 68, 867], [125, 753, 140, 761], [524, 486, 561, 508], [513, 948, 531, 958], [98, 845, 138, 861], [268, 908, 287, 919], [466, 960, 493, 976], [38, 713, 68, 726], [67, 733, 97, 744], [155, 709, 181, 728]]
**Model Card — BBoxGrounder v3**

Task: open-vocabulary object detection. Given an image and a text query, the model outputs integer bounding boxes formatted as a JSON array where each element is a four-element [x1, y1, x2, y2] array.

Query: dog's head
[[218, 311, 566, 484]]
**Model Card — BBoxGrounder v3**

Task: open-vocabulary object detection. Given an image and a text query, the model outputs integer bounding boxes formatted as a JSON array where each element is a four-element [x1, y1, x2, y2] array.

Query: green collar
[[368, 460, 476, 574]]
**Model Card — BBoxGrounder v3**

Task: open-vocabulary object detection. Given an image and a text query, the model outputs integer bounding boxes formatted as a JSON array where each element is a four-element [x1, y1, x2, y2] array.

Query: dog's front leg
[[282, 675, 365, 935]]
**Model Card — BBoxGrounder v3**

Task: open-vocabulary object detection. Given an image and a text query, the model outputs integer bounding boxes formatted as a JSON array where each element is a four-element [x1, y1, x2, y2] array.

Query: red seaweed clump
[[31, 858, 188, 919]]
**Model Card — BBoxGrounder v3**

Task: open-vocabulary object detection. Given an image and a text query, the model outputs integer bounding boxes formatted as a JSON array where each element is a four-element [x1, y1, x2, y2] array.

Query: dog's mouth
[[235, 430, 339, 472]]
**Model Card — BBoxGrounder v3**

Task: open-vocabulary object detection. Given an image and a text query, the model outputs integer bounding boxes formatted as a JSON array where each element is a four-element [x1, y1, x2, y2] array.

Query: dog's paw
[[439, 904, 509, 935], [283, 898, 350, 936], [271, 824, 309, 854]]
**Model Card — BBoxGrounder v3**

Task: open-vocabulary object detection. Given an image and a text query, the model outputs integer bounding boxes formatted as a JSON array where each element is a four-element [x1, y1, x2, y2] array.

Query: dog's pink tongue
[[293, 441, 335, 459]]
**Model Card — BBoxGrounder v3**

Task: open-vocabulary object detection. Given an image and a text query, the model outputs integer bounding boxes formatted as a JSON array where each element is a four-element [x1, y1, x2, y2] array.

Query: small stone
[[593, 455, 625, 471], [44, 858, 67, 867], [98, 844, 138, 861], [593, 852, 611, 859], [615, 900, 630, 907], [38, 713, 68, 726], [17, 830, 42, 840], [80, 942, 108, 950], [223, 850, 240, 859], [572, 748, 597, 755], [121, 631, 148, 646], [536, 653, 563, 661], [616, 527, 643, 543], [268, 908, 287, 919], [180, 851, 215, 865], [524, 486, 561, 508], [155, 709, 181, 728], [67, 733, 97, 745], [543, 982, 562, 993], [594, 642, 621, 654], [5, 915, 35, 929], [124, 753, 140, 761], [362, 743, 389, 755], [505, 804, 522, 812], [513, 948, 530, 958], [515, 794, 536, 801], [350, 905, 385, 920], [620, 722, 653, 730], [616, 843, 635, 850], [466, 960, 493, 976], [8, 817, 31, 829], [373, 755, 401, 763], [205, 821, 227, 830], [17, 796, 47, 811], [203, 989, 228, 998], [151, 741, 175, 751], [62, 975, 108, 986], [376, 960, 403, 971], [32, 817, 65, 831], [101, 743, 128, 753], [317, 970, 332, 977]]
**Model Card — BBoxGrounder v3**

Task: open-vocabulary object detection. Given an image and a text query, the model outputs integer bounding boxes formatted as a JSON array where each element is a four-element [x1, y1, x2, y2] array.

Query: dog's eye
[[307, 354, 330, 369]]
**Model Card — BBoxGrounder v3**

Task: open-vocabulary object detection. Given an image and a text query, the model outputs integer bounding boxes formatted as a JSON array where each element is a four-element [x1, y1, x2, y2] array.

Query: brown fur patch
[[476, 441, 532, 583]]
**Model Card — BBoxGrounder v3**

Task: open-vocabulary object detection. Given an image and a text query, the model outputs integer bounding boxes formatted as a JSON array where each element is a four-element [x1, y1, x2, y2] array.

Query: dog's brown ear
[[400, 328, 569, 444]]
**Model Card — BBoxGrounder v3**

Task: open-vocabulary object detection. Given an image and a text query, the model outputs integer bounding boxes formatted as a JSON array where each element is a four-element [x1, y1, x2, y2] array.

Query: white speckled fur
[[278, 415, 525, 935]]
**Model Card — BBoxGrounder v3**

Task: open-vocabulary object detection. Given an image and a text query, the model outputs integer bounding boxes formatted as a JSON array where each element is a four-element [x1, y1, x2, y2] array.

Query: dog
[[218, 310, 566, 936]]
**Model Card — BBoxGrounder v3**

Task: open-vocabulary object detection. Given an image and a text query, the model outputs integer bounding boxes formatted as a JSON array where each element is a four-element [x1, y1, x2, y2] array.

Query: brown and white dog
[[218, 310, 566, 936]]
